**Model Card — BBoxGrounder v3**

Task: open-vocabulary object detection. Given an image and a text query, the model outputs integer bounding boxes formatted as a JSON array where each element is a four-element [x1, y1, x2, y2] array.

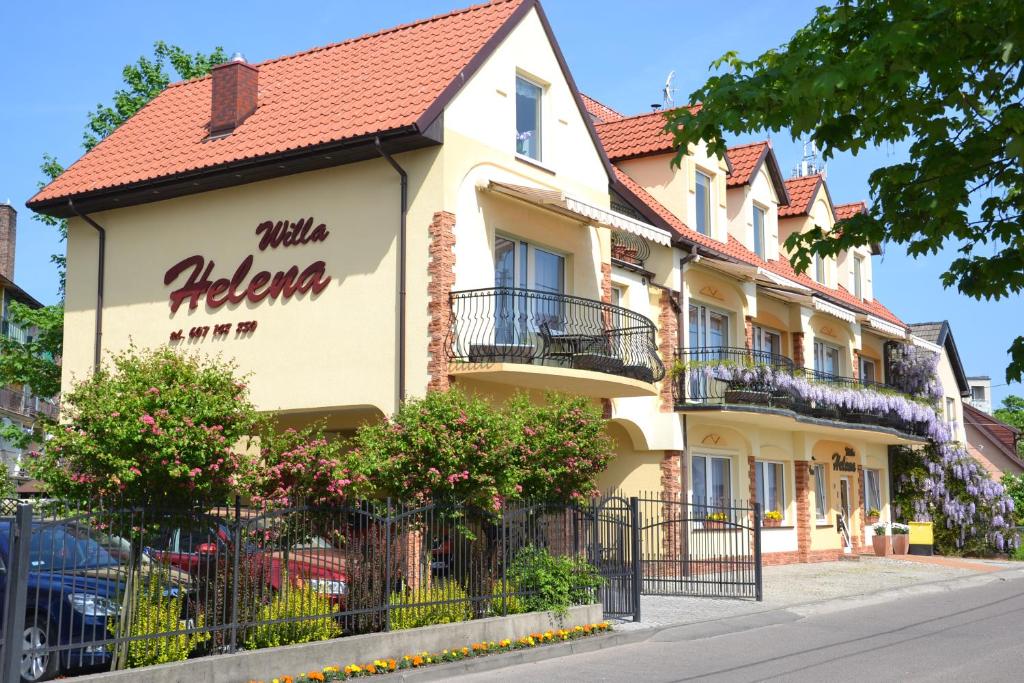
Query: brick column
[[662, 450, 684, 562], [747, 456, 758, 505], [792, 331, 805, 369], [600, 263, 612, 304], [658, 290, 679, 412], [795, 464, 811, 562], [852, 350, 861, 381], [427, 211, 456, 391], [744, 315, 755, 353]]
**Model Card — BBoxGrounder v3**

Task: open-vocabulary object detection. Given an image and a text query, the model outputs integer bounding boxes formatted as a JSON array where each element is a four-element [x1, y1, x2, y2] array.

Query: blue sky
[[1, 0, 1020, 405]]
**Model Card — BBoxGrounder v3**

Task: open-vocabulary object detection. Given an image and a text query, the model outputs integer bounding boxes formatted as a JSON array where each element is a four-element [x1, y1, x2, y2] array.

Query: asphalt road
[[454, 572, 1024, 682]]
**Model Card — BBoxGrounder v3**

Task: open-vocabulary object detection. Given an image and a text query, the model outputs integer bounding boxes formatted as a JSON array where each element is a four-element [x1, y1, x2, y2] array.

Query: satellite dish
[[662, 70, 676, 109]]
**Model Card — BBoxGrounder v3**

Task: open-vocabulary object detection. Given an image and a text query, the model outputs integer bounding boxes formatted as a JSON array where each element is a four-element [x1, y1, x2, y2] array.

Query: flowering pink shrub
[[26, 347, 260, 506]]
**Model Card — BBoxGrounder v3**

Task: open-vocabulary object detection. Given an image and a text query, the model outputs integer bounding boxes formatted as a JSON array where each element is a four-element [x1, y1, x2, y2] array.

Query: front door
[[839, 477, 852, 547]]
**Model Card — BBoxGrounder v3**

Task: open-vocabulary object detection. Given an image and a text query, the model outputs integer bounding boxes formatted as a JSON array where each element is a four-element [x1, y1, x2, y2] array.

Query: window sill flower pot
[[872, 535, 890, 557], [891, 533, 910, 555], [762, 518, 782, 528], [703, 520, 727, 530]]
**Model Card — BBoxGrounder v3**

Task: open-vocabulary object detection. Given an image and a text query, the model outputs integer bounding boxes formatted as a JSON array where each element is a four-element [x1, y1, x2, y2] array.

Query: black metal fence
[[447, 287, 665, 383], [0, 493, 761, 680]]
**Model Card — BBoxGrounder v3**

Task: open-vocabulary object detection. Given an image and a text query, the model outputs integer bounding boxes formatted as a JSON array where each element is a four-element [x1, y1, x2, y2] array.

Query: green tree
[[24, 347, 260, 506], [994, 395, 1024, 457], [666, 0, 1024, 382]]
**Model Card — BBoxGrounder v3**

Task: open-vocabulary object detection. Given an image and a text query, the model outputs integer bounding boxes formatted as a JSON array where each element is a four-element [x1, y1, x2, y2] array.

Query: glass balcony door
[[494, 236, 565, 344], [813, 340, 841, 377]]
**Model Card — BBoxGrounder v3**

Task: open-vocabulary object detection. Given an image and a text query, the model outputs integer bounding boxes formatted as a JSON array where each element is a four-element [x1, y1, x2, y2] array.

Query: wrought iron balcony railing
[[672, 347, 927, 437], [1, 318, 30, 344], [0, 386, 59, 420], [447, 287, 665, 383]]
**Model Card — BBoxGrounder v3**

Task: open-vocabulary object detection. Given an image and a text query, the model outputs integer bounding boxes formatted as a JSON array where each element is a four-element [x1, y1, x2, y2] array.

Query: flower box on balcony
[[724, 389, 771, 405]]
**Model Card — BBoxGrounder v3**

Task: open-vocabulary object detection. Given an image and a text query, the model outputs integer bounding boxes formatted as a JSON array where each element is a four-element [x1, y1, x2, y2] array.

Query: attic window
[[516, 76, 542, 161]]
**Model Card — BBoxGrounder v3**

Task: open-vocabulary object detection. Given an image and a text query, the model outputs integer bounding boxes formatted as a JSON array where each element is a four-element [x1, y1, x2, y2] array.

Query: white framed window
[[755, 461, 786, 519], [752, 325, 782, 360], [692, 454, 733, 508], [695, 170, 712, 235], [853, 254, 864, 299], [494, 235, 565, 342], [860, 357, 877, 384], [813, 340, 842, 376], [972, 386, 986, 401], [515, 76, 543, 161], [945, 397, 956, 428], [865, 468, 882, 514], [752, 204, 766, 258], [814, 253, 827, 285], [813, 464, 828, 523]]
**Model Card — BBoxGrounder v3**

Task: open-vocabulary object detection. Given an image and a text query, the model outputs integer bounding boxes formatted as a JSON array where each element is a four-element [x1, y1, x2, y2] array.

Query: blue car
[[0, 521, 126, 682]]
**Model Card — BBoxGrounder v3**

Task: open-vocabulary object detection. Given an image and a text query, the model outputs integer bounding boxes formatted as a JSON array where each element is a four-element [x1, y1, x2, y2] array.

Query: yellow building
[[30, 0, 932, 564]]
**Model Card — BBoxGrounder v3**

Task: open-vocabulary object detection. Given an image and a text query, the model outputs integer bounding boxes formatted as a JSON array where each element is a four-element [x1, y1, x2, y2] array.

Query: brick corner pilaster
[[795, 463, 811, 562], [744, 315, 754, 352], [792, 331, 805, 369], [658, 290, 678, 412], [600, 262, 612, 304], [427, 211, 456, 392]]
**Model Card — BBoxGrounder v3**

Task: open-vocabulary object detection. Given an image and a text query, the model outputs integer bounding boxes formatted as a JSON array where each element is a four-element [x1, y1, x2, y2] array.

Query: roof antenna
[[792, 139, 823, 177], [663, 70, 676, 109]]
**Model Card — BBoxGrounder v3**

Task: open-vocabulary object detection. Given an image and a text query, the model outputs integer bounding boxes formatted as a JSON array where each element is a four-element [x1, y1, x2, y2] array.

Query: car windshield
[[28, 525, 121, 570]]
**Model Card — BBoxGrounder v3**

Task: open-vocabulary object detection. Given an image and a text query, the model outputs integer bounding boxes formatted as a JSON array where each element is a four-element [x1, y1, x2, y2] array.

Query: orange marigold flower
[[412, 656, 424, 667], [307, 673, 325, 682], [388, 659, 397, 671]]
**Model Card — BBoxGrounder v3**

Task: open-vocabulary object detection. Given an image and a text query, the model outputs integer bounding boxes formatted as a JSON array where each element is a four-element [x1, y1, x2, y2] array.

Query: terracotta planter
[[891, 534, 909, 555], [703, 520, 726, 530], [763, 518, 782, 528], [872, 535, 890, 556], [866, 515, 879, 525]]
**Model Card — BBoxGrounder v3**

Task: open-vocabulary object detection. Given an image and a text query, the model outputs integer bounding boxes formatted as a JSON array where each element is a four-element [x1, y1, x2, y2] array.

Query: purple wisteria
[[685, 346, 1018, 552]]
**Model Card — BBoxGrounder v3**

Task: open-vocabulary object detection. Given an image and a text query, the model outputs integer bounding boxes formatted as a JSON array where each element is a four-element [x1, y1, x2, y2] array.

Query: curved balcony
[[672, 347, 927, 442], [446, 288, 664, 398]]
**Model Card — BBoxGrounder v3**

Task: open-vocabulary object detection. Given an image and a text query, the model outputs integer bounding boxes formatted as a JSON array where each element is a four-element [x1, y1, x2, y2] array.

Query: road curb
[[405, 566, 1024, 679]]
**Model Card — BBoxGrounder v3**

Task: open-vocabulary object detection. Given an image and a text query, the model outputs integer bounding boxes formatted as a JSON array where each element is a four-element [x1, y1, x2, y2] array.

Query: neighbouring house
[[0, 202, 58, 480], [962, 402, 1024, 478], [30, 0, 939, 564], [907, 321, 971, 444], [966, 375, 993, 414]]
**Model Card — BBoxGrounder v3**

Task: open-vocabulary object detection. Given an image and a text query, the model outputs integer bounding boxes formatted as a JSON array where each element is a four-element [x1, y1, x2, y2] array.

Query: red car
[[145, 516, 349, 601]]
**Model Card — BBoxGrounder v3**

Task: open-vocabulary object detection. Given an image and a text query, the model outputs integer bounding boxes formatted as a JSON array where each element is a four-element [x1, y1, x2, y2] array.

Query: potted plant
[[704, 511, 728, 530], [871, 523, 890, 556], [763, 510, 783, 528], [891, 523, 910, 555], [866, 508, 880, 525]]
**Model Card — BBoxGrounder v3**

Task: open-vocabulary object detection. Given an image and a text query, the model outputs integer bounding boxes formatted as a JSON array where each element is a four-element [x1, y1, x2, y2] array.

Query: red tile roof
[[594, 105, 700, 161], [613, 164, 906, 328], [31, 0, 527, 206], [725, 142, 769, 187], [834, 201, 867, 221], [580, 93, 623, 123], [778, 175, 824, 217]]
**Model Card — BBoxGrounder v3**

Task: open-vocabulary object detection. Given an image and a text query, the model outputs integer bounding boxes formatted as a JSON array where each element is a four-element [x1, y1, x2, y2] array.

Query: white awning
[[910, 335, 942, 354], [486, 181, 672, 246], [863, 315, 908, 340], [812, 296, 857, 323], [757, 268, 811, 292]]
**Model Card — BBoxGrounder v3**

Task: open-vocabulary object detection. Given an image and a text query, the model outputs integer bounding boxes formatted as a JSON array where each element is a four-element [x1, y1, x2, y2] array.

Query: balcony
[[1, 318, 30, 344], [446, 287, 664, 398], [672, 347, 929, 441], [0, 386, 58, 420]]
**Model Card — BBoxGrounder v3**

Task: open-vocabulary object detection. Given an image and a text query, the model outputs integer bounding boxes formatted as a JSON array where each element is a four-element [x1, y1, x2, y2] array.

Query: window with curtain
[[814, 253, 827, 284], [814, 340, 841, 376], [695, 171, 711, 235], [755, 461, 786, 518], [515, 76, 542, 160], [752, 205, 766, 258], [813, 464, 828, 523], [865, 469, 882, 513]]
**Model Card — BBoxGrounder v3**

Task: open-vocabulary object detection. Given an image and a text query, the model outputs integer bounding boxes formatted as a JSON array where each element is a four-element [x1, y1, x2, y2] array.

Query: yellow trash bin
[[908, 521, 934, 556]]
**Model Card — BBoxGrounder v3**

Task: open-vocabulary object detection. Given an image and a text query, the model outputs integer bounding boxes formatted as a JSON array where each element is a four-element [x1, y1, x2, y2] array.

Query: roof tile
[[725, 141, 769, 187], [778, 175, 822, 217], [594, 105, 700, 160], [31, 0, 525, 205], [834, 201, 867, 221], [580, 93, 622, 123]]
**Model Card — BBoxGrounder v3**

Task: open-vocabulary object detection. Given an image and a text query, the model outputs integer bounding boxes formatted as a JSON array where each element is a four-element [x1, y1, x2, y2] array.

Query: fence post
[[229, 495, 242, 652], [384, 498, 393, 632], [629, 497, 642, 622], [753, 502, 763, 602], [1, 503, 32, 683], [500, 505, 507, 617]]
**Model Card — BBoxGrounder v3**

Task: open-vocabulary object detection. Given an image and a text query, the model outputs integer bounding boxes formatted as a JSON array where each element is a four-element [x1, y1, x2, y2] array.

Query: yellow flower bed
[[250, 622, 612, 682]]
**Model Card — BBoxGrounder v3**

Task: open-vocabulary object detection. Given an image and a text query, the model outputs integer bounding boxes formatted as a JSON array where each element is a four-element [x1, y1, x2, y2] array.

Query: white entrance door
[[839, 477, 852, 551]]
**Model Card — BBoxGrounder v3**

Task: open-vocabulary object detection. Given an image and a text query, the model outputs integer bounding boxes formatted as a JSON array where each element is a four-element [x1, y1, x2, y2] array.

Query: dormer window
[[853, 254, 864, 299], [695, 170, 711, 235], [752, 205, 766, 258], [515, 76, 542, 161], [814, 253, 827, 285]]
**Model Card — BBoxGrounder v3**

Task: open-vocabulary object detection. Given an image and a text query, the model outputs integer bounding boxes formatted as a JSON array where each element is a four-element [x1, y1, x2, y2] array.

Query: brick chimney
[[209, 53, 258, 137], [0, 202, 15, 281]]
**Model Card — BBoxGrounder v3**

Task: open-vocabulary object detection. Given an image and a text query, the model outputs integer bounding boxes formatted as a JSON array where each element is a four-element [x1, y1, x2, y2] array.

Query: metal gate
[[590, 496, 641, 620], [637, 495, 762, 600]]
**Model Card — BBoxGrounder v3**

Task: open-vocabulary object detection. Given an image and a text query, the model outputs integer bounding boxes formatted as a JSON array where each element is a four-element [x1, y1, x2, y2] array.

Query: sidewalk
[[613, 556, 1004, 631]]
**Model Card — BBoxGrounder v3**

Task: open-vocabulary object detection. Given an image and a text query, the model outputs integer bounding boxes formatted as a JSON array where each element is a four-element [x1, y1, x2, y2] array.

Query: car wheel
[[21, 614, 59, 683]]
